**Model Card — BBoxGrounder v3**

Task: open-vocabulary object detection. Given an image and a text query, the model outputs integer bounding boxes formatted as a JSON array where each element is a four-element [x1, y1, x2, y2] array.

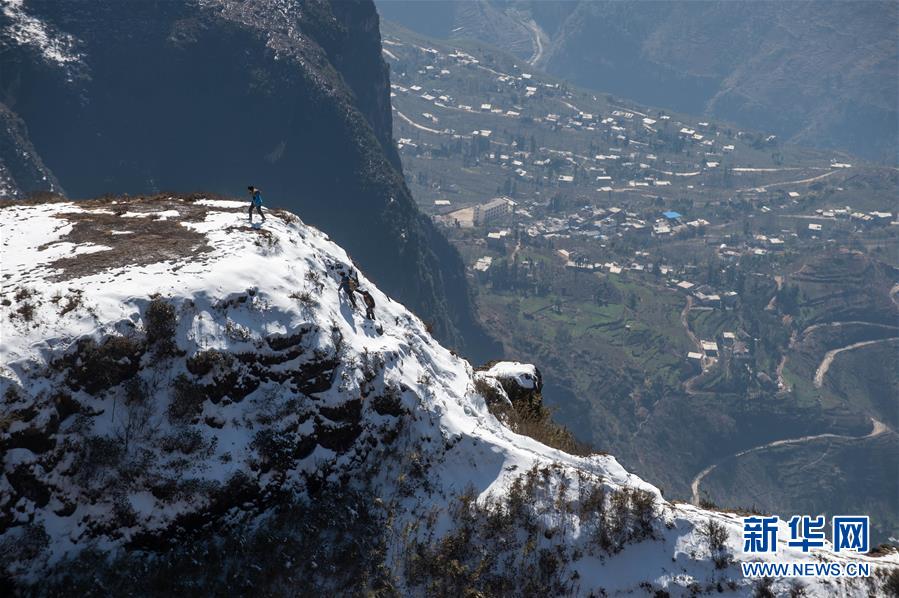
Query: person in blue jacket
[[247, 186, 266, 223]]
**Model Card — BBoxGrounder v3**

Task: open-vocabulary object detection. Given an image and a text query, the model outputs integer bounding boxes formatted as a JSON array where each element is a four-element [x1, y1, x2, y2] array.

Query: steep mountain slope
[[0, 102, 61, 199], [1, 197, 897, 594], [0, 0, 495, 359], [376, 0, 898, 162]]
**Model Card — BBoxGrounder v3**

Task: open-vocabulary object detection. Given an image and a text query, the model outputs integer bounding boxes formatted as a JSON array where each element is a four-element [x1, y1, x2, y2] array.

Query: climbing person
[[359, 289, 376, 320], [247, 185, 265, 223], [339, 271, 358, 308]]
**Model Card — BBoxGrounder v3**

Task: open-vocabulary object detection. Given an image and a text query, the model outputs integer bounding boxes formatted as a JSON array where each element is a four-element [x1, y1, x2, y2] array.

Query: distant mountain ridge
[[376, 0, 898, 162], [0, 0, 496, 360]]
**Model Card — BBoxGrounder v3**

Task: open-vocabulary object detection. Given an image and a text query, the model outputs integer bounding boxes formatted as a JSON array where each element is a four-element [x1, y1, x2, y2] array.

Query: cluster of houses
[[688, 330, 753, 372], [446, 190, 897, 296], [808, 207, 895, 227], [385, 34, 744, 196], [738, 234, 787, 258], [436, 196, 516, 228], [671, 279, 739, 309], [386, 33, 890, 253], [791, 207, 896, 240], [441, 197, 712, 242]]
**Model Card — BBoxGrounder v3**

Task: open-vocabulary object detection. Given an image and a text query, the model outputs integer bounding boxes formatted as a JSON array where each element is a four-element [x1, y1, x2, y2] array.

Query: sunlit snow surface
[[482, 360, 540, 390], [0, 198, 895, 593]]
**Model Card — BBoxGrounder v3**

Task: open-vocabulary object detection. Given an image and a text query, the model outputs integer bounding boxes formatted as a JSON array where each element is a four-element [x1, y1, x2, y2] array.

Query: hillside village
[[380, 22, 899, 539], [382, 24, 897, 381], [383, 28, 881, 200]]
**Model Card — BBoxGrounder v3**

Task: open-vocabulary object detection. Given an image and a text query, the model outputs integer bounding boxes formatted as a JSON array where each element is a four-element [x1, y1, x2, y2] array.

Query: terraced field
[[790, 250, 897, 328], [475, 265, 692, 448], [696, 251, 899, 541]]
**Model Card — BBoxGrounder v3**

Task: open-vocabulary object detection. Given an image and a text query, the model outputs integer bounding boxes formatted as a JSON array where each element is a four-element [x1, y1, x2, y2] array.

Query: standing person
[[360, 289, 376, 320], [247, 185, 265, 223], [339, 272, 358, 308]]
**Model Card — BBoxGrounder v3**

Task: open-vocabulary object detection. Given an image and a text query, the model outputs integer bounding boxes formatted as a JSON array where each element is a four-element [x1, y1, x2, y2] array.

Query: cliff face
[[0, 102, 62, 199], [0, 0, 496, 359]]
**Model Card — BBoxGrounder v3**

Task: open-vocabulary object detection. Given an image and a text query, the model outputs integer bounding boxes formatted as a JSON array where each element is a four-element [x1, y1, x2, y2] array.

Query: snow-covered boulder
[[1, 197, 896, 595], [480, 361, 542, 392]]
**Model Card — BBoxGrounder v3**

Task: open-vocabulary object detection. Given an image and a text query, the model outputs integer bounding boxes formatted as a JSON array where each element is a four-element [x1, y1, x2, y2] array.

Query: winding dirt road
[[393, 108, 443, 135], [522, 18, 546, 66], [686, 278, 898, 505], [777, 320, 898, 390], [801, 320, 899, 338], [691, 417, 890, 505], [681, 296, 700, 348], [738, 168, 840, 193], [814, 336, 899, 388], [680, 296, 721, 395]]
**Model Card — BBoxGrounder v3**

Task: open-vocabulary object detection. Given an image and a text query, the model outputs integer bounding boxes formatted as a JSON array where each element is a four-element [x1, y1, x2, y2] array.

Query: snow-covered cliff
[[1, 197, 896, 595]]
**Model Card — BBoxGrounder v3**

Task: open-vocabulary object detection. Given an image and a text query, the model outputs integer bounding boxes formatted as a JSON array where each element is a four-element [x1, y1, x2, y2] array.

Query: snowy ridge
[[0, 197, 896, 594]]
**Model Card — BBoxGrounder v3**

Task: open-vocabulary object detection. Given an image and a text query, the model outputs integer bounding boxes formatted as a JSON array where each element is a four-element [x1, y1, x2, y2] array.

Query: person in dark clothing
[[359, 289, 376, 320], [247, 186, 265, 223], [339, 272, 357, 308]]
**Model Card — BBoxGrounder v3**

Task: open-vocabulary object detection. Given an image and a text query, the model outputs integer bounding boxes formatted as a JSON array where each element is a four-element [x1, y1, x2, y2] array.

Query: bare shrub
[[484, 385, 591, 457], [167, 374, 205, 423], [64, 335, 145, 393], [59, 292, 82, 316], [13, 287, 33, 302], [73, 435, 124, 489], [15, 301, 35, 321], [753, 577, 776, 598], [700, 517, 731, 569], [290, 290, 319, 309], [276, 210, 301, 225], [629, 488, 657, 539], [145, 297, 177, 353], [253, 229, 280, 252], [252, 429, 306, 473], [883, 569, 899, 598], [371, 384, 405, 417], [473, 377, 508, 408], [160, 429, 206, 455], [359, 349, 385, 396], [186, 350, 233, 377], [304, 270, 324, 293]]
